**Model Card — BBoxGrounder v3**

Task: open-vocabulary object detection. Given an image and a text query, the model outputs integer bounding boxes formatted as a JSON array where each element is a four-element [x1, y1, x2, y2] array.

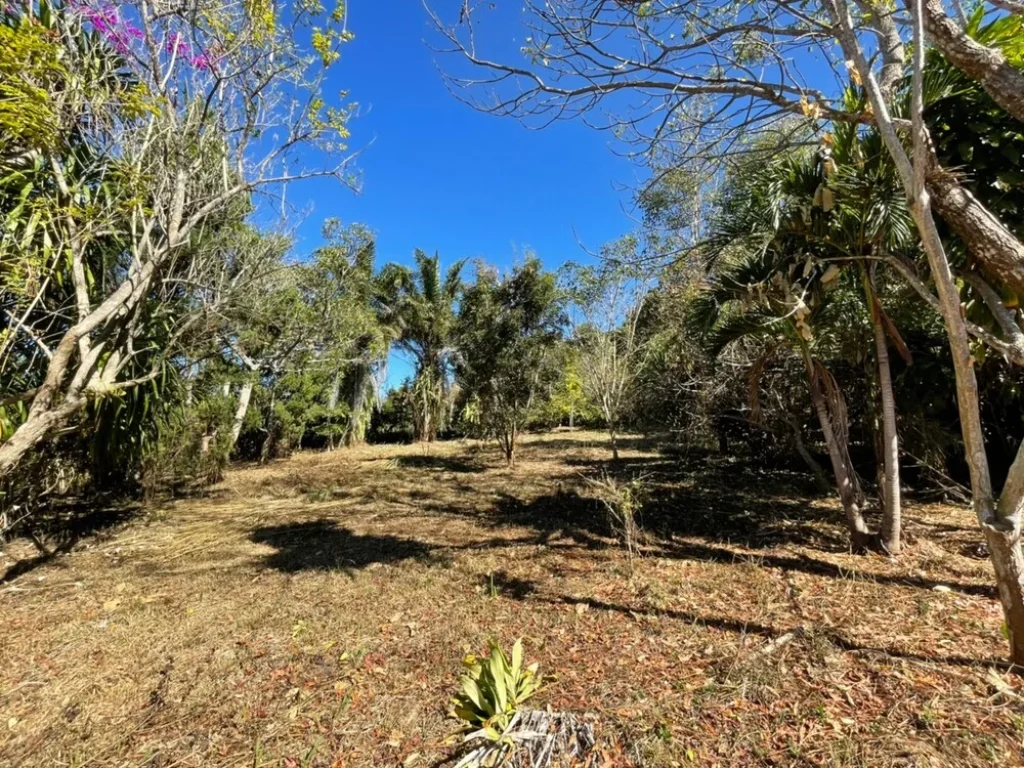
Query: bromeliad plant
[[453, 639, 543, 740]]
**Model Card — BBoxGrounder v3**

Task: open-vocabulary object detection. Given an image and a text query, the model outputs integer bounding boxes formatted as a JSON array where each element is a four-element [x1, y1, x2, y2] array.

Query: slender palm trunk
[[870, 302, 902, 555]]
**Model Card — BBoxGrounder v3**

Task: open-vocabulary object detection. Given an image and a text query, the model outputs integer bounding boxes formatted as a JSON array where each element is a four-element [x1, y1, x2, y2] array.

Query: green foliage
[[377, 251, 464, 441], [530, 347, 600, 428], [456, 258, 564, 463], [140, 392, 236, 496], [453, 639, 543, 738], [924, 11, 1024, 243], [368, 381, 417, 443]]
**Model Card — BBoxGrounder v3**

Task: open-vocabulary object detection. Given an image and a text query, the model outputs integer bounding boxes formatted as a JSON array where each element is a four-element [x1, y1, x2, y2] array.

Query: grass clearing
[[2, 431, 1022, 767]]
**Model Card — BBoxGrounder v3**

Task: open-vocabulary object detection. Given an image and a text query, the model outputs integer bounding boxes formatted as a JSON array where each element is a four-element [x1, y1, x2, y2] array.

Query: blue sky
[[283, 4, 640, 385]]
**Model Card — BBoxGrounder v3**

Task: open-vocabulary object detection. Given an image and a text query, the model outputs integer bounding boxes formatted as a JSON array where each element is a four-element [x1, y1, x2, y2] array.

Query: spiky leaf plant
[[452, 639, 543, 741]]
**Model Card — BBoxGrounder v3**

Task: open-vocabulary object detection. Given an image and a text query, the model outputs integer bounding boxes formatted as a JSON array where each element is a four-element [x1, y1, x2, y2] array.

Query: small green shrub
[[452, 639, 543, 739]]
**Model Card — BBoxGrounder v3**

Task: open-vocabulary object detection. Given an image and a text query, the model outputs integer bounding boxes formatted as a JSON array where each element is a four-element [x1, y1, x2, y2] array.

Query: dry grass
[[2, 431, 1023, 767]]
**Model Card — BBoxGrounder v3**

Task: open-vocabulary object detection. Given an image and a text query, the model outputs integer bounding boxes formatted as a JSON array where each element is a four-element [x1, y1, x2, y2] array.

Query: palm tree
[[693, 246, 875, 551], [695, 136, 914, 552], [377, 250, 464, 442], [823, 124, 916, 554]]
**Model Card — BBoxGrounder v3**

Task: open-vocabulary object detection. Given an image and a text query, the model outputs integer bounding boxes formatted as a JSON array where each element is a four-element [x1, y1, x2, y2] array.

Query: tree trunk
[[501, 426, 517, 467], [0, 400, 81, 476], [917, 0, 1024, 124], [0, 260, 159, 478], [928, 165, 1024, 297], [986, 524, 1024, 663], [833, 0, 1024, 664], [994, 442, 1024, 661], [325, 371, 342, 451], [783, 413, 831, 494], [865, 278, 903, 555], [344, 364, 371, 447], [909, 31, 1024, 664], [873, 322, 902, 555], [609, 425, 620, 461], [230, 381, 254, 449], [327, 371, 341, 410], [805, 358, 874, 551]]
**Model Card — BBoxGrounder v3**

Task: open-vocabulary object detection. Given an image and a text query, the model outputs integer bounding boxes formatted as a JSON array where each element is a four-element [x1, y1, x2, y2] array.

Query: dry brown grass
[[2, 431, 1023, 767]]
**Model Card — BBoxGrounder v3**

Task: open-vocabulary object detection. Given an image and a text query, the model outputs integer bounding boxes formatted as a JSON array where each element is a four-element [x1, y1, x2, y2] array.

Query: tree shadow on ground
[[488, 490, 613, 549], [478, 569, 539, 599], [479, 492, 991, 598], [2, 500, 142, 584], [655, 538, 995, 598], [485, 479, 846, 553], [517, 435, 658, 455], [560, 451, 850, 551], [392, 454, 486, 473], [249, 520, 437, 574], [473, 454, 993, 598], [533, 592, 1014, 671]]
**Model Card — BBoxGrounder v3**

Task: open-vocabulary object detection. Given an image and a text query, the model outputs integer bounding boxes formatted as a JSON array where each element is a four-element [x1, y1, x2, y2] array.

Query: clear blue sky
[[284, 4, 639, 385]]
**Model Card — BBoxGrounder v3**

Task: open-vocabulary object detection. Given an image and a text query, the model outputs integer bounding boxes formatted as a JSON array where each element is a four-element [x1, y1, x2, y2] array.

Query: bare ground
[[2, 431, 1023, 767]]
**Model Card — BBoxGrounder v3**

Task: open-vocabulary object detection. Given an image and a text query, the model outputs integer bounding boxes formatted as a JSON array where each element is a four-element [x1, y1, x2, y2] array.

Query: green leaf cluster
[[452, 639, 543, 739]]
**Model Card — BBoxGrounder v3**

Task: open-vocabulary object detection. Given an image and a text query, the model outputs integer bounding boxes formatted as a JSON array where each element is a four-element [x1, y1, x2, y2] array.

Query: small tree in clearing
[[564, 244, 655, 460], [457, 259, 564, 467]]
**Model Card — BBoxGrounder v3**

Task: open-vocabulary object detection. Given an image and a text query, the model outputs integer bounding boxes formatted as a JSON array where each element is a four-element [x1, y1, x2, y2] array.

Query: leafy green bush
[[452, 639, 543, 739]]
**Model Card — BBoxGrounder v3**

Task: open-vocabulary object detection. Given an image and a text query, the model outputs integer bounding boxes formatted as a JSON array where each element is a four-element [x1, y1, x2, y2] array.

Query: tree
[[0, 0, 356, 479], [693, 233, 874, 550], [696, 136, 916, 551], [564, 240, 655, 459], [532, 344, 598, 429], [429, 0, 1024, 663], [306, 220, 389, 449], [377, 251, 464, 442], [457, 259, 564, 466], [211, 221, 387, 457]]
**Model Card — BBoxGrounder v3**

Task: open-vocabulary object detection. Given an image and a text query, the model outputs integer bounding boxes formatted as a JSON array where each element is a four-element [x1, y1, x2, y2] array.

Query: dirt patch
[[1, 432, 1022, 767]]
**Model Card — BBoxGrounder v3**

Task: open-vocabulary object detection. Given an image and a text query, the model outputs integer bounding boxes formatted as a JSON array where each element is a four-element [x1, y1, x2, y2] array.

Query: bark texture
[[230, 381, 254, 448], [928, 166, 1024, 297], [806, 362, 874, 551], [917, 0, 1024, 124], [869, 293, 902, 555]]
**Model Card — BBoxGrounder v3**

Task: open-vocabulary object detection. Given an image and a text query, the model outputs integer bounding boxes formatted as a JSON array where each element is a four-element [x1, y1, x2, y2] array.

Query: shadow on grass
[[655, 538, 995, 598], [516, 435, 658, 455], [250, 520, 437, 574], [479, 490, 992, 598], [484, 478, 846, 553], [2, 500, 142, 584], [535, 592, 1016, 671], [490, 490, 613, 548], [479, 569, 540, 599], [392, 454, 486, 473]]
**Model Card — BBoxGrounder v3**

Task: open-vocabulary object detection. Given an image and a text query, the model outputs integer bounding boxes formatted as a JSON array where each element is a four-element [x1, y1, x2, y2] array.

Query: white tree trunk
[[230, 381, 254, 448], [830, 0, 1024, 660]]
